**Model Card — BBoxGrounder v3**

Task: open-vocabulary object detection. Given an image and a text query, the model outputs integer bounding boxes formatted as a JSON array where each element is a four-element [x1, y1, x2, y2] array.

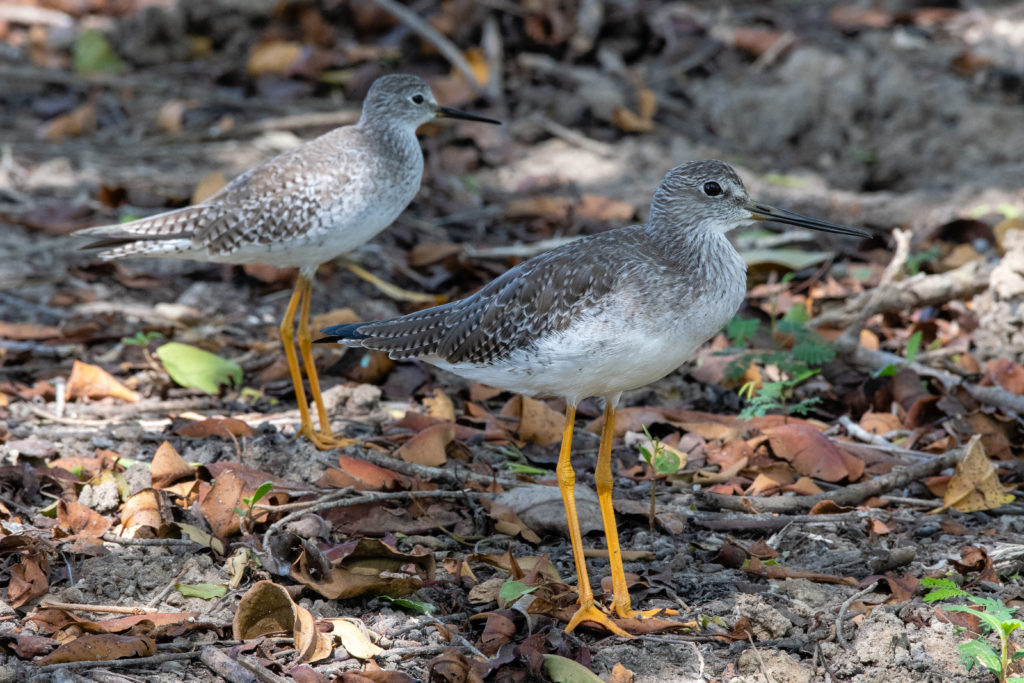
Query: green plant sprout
[[922, 577, 1024, 683], [637, 425, 682, 531], [874, 329, 924, 378], [723, 279, 834, 419], [235, 481, 274, 534], [121, 331, 164, 346]]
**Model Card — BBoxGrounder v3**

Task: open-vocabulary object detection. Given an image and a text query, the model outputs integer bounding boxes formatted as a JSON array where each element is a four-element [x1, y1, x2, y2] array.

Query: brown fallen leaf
[[743, 557, 857, 586], [66, 360, 139, 403], [607, 662, 635, 683], [35, 633, 156, 665], [119, 489, 165, 538], [765, 423, 864, 482], [199, 470, 245, 539], [396, 422, 454, 466], [176, 417, 254, 439], [501, 395, 564, 446], [247, 40, 304, 76], [56, 500, 111, 539], [291, 537, 435, 600], [318, 454, 409, 491], [0, 321, 62, 340], [151, 441, 196, 490], [191, 171, 227, 204], [478, 612, 515, 656], [424, 388, 456, 422], [934, 435, 1014, 513], [233, 580, 333, 664], [4, 537, 50, 608]]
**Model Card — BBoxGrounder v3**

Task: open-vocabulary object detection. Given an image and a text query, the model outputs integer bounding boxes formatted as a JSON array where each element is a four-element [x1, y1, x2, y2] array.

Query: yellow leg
[[295, 277, 357, 450], [558, 404, 632, 639], [343, 260, 446, 305], [597, 402, 677, 621]]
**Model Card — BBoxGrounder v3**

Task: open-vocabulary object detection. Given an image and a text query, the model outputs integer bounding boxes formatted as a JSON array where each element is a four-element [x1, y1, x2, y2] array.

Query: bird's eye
[[703, 181, 723, 197], [411, 94, 425, 104]]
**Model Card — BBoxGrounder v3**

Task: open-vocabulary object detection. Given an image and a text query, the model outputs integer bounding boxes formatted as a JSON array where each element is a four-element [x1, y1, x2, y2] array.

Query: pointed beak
[[745, 201, 871, 238], [435, 106, 501, 125]]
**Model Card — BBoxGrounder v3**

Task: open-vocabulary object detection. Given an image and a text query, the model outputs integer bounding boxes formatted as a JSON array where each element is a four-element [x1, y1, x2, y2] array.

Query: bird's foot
[[300, 424, 361, 451], [613, 603, 680, 619], [565, 601, 633, 638]]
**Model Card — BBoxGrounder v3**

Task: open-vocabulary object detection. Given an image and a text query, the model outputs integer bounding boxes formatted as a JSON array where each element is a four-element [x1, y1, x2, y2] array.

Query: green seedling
[[121, 331, 164, 347], [874, 329, 923, 378], [922, 577, 1024, 683], [723, 277, 834, 419], [235, 481, 274, 534], [637, 425, 682, 531]]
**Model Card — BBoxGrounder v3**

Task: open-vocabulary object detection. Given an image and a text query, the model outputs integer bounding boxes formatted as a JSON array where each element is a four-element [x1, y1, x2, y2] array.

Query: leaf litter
[[2, 1, 1024, 681]]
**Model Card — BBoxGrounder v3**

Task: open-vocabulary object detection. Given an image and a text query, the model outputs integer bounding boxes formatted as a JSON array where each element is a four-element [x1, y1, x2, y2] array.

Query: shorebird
[[319, 160, 871, 636], [75, 74, 500, 450]]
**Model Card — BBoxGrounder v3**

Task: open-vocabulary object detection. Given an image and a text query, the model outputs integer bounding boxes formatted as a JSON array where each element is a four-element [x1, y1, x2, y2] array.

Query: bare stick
[[39, 600, 159, 615], [34, 650, 199, 674], [369, 0, 483, 93], [699, 444, 963, 513], [837, 580, 880, 650]]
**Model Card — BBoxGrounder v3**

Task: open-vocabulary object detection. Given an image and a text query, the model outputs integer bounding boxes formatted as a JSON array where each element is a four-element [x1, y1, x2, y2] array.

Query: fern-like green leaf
[[921, 577, 966, 603], [791, 340, 836, 365]]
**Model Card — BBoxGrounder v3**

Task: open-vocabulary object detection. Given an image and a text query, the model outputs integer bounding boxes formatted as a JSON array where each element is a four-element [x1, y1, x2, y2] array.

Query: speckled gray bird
[[75, 74, 500, 449], [320, 160, 871, 636]]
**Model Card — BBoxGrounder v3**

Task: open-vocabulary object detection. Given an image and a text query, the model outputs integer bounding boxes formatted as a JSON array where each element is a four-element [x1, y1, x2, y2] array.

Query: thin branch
[[837, 580, 880, 650]]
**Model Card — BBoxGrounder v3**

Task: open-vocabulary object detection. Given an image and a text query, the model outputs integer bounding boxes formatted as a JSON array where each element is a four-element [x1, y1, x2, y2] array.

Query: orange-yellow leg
[[280, 276, 354, 450], [595, 401, 665, 621], [557, 404, 632, 639]]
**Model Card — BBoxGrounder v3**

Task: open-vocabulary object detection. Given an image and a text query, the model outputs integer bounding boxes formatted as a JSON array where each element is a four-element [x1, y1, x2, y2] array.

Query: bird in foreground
[[320, 160, 871, 636], [75, 74, 500, 450]]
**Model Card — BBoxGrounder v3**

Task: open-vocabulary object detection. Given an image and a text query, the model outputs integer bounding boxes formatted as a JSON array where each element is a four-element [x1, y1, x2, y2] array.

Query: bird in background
[[320, 160, 871, 636], [75, 73, 500, 450]]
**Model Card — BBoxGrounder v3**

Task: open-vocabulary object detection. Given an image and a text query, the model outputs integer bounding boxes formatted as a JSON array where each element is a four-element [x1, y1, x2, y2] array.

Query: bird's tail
[[75, 205, 212, 259], [316, 322, 370, 346]]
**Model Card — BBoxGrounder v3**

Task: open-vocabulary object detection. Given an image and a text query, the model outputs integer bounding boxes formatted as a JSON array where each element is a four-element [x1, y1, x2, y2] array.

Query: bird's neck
[[653, 223, 748, 300]]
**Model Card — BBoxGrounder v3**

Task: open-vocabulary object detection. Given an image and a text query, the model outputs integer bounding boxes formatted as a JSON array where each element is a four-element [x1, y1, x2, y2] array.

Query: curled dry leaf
[[150, 441, 196, 491], [3, 536, 50, 608], [936, 435, 1014, 513], [501, 395, 564, 446], [396, 422, 454, 466], [291, 537, 435, 600], [327, 618, 383, 659], [119, 489, 164, 538], [319, 453, 409, 491], [199, 470, 245, 539], [66, 360, 139, 403], [233, 580, 333, 664], [56, 499, 111, 539], [423, 388, 456, 422]]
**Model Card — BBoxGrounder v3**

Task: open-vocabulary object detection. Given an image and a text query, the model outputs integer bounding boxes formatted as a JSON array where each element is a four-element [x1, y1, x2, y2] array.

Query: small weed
[[873, 329, 924, 378], [722, 276, 835, 419], [235, 481, 274, 535], [636, 425, 682, 531], [922, 577, 1024, 683], [121, 331, 164, 347]]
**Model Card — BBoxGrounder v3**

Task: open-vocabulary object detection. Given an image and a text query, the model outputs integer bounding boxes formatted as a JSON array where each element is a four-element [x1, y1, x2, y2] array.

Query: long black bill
[[436, 106, 501, 125], [746, 201, 872, 238]]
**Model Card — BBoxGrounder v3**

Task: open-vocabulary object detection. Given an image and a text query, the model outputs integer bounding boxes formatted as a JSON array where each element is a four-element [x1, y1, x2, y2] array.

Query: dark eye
[[703, 181, 723, 197], [411, 94, 425, 104]]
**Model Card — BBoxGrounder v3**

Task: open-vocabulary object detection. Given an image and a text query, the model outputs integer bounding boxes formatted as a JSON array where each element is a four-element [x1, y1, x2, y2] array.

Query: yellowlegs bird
[[75, 74, 500, 450], [319, 160, 870, 636]]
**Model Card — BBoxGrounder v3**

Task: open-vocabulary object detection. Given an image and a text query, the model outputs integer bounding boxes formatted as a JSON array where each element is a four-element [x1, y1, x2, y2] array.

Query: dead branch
[[810, 257, 992, 329], [699, 443, 964, 513]]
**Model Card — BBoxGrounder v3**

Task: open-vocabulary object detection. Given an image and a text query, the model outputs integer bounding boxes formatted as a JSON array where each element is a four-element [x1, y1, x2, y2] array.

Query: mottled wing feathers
[[331, 230, 639, 364]]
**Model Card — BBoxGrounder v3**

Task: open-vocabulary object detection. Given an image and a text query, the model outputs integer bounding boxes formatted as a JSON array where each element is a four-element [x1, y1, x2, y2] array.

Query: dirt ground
[[1, 1, 1024, 681]]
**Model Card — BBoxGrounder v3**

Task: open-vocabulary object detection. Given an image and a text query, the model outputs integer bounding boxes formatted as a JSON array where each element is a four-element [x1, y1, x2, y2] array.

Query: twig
[[809, 257, 992, 329], [532, 114, 615, 157], [238, 653, 291, 683], [838, 415, 895, 447], [260, 489, 481, 560], [147, 564, 192, 608], [34, 650, 199, 673], [200, 646, 257, 683], [369, 0, 483, 93], [699, 444, 964, 513], [836, 228, 911, 352], [747, 634, 777, 683], [102, 534, 202, 547], [39, 600, 159, 615], [837, 580, 879, 650]]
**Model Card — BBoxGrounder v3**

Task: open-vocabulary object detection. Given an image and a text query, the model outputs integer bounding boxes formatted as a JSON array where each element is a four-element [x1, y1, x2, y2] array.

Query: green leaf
[[781, 305, 809, 324], [874, 364, 899, 378], [499, 580, 538, 604], [155, 342, 242, 394], [504, 462, 550, 476], [242, 481, 274, 507], [653, 449, 681, 475], [921, 577, 966, 603], [726, 317, 760, 347], [542, 654, 604, 683], [791, 340, 835, 366], [905, 330, 923, 364], [73, 29, 125, 75], [175, 583, 227, 600], [380, 595, 435, 615], [122, 331, 164, 346], [956, 638, 1001, 674]]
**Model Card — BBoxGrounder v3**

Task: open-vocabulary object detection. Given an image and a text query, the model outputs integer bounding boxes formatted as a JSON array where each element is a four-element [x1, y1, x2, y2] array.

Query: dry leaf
[[859, 412, 902, 435], [396, 422, 454, 466], [423, 388, 456, 422], [0, 321, 61, 340], [66, 360, 139, 403], [319, 454, 408, 491], [151, 441, 196, 490], [176, 417, 254, 439], [248, 40, 304, 76], [35, 634, 156, 665], [327, 618, 383, 659], [935, 435, 1014, 513], [765, 423, 864, 482], [191, 171, 227, 204], [502, 395, 564, 446], [233, 580, 333, 663]]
